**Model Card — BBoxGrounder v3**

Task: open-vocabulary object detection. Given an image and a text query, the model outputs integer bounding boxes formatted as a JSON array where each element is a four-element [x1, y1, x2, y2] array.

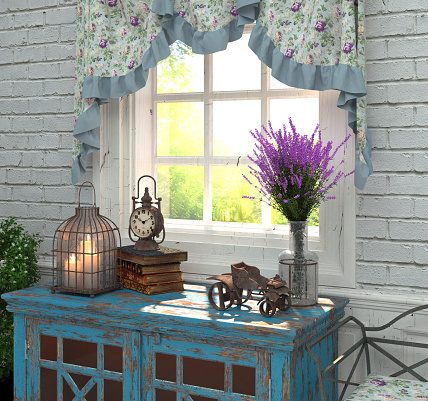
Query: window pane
[[157, 166, 203, 220], [269, 98, 319, 137], [157, 41, 203, 93], [213, 100, 261, 157], [157, 102, 204, 156], [213, 166, 261, 223], [213, 36, 260, 91], [270, 73, 293, 90]]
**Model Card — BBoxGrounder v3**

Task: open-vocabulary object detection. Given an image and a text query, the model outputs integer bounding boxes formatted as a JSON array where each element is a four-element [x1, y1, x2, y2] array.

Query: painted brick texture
[[0, 0, 92, 260], [358, 1, 428, 293]]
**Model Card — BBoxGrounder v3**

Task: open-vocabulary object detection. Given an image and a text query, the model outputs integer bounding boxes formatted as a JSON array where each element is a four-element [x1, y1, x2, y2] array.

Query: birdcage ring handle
[[78, 181, 97, 207]]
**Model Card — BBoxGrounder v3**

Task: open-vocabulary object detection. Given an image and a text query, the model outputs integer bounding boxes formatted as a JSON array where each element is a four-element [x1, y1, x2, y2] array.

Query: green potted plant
[[0, 217, 42, 393]]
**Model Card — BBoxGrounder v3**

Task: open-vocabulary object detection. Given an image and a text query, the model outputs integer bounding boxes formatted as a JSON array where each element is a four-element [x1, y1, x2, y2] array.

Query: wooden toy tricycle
[[208, 262, 292, 318]]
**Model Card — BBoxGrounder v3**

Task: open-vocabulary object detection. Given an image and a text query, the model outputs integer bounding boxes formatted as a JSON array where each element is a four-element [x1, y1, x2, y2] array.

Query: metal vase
[[278, 221, 318, 306]]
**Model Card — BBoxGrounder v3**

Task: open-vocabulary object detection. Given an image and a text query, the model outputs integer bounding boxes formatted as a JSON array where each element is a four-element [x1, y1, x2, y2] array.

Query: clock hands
[[135, 216, 152, 224]]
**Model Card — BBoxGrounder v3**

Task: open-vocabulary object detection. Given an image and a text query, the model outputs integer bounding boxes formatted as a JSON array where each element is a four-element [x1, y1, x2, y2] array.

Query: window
[[94, 28, 356, 288]]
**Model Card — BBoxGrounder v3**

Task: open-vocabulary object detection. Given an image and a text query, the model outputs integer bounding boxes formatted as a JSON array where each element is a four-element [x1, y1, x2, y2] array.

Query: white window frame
[[93, 44, 356, 290]]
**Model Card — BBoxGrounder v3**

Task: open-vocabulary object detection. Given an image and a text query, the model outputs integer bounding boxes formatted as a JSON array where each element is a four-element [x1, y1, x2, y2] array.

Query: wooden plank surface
[[3, 284, 348, 351]]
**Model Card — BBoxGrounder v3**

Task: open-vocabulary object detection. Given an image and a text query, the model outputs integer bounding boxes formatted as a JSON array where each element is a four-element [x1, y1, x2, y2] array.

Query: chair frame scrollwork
[[306, 304, 428, 401]]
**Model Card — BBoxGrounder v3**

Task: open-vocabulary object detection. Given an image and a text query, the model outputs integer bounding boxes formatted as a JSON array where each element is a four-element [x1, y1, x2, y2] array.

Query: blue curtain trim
[[248, 22, 371, 189], [72, 29, 175, 184]]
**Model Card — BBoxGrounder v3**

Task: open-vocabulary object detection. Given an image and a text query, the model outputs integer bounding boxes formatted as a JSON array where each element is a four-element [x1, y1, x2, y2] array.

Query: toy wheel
[[208, 282, 235, 311], [235, 288, 252, 305], [278, 294, 291, 312], [259, 299, 276, 318]]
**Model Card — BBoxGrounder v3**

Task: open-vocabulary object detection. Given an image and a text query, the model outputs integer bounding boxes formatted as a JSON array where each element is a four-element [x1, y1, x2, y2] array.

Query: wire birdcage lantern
[[51, 182, 122, 297]]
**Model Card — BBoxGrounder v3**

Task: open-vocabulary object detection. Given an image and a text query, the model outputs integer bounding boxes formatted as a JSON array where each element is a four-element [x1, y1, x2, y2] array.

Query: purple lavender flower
[[149, 34, 156, 44], [291, 2, 301, 12], [314, 20, 326, 32], [343, 42, 353, 54], [284, 48, 294, 58], [230, 6, 237, 16], [242, 119, 353, 221], [130, 16, 139, 26], [128, 60, 135, 70], [108, 0, 117, 6], [99, 39, 108, 48], [178, 10, 186, 18], [268, 10, 274, 22], [370, 379, 387, 386]]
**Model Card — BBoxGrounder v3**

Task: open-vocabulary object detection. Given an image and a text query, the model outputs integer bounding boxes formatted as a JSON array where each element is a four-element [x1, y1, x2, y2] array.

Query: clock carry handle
[[78, 181, 97, 207], [155, 226, 165, 245], [133, 175, 161, 207]]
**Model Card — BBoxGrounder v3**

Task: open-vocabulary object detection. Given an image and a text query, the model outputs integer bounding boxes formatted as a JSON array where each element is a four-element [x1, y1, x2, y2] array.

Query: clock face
[[130, 208, 156, 239]]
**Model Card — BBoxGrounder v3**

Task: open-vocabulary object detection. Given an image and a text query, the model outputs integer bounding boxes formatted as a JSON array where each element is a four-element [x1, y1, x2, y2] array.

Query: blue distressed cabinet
[[3, 283, 348, 400]]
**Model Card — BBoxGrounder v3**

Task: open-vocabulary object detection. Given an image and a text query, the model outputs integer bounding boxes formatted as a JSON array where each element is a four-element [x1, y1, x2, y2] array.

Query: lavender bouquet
[[243, 119, 354, 222]]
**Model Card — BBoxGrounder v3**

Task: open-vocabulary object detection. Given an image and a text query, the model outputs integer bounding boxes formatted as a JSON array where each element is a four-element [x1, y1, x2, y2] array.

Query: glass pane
[[157, 102, 204, 156], [191, 396, 217, 401], [63, 377, 75, 401], [183, 357, 224, 391], [156, 389, 176, 401], [232, 365, 255, 396], [104, 345, 123, 373], [156, 353, 176, 382], [213, 166, 261, 223], [63, 338, 97, 369], [213, 100, 261, 156], [86, 384, 97, 401], [157, 41, 203, 93], [40, 335, 57, 361], [104, 380, 123, 401], [213, 36, 260, 91], [69, 372, 91, 390], [269, 98, 319, 139], [157, 166, 203, 220], [40, 368, 57, 401], [308, 207, 319, 227], [271, 207, 288, 226]]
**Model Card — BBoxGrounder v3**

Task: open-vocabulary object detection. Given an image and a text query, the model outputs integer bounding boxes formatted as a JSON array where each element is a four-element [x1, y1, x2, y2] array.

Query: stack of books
[[118, 245, 187, 295]]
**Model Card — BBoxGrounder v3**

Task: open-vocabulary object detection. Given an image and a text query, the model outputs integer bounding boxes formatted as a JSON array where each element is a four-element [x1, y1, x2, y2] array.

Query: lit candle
[[64, 254, 83, 289], [80, 235, 100, 290]]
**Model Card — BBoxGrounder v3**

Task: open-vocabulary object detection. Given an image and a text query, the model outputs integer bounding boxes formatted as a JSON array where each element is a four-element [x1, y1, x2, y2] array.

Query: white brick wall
[[1, 1, 428, 295], [0, 0, 92, 262], [358, 1, 428, 293]]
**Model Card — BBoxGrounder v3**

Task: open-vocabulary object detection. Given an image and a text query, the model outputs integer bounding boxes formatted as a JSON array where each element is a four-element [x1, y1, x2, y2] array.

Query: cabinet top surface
[[4, 284, 348, 349]]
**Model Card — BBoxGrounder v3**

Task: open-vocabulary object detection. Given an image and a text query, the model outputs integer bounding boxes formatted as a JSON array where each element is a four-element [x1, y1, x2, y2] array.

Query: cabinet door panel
[[26, 318, 140, 401], [145, 334, 265, 401]]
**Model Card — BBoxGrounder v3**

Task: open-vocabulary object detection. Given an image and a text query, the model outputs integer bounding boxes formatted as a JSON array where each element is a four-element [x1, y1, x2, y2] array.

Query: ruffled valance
[[72, 0, 371, 189]]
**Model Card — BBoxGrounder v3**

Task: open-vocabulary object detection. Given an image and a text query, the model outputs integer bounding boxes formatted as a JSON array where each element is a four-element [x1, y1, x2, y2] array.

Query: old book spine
[[119, 260, 181, 275], [120, 268, 182, 285], [121, 278, 185, 295], [118, 247, 187, 265]]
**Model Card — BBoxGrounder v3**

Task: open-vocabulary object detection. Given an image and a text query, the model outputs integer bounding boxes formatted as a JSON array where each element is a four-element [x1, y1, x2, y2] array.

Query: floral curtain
[[73, 0, 372, 189]]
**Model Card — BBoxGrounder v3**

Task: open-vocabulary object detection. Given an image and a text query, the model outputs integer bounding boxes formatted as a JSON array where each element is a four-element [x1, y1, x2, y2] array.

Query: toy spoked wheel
[[278, 294, 292, 312], [208, 282, 235, 311], [235, 288, 252, 305], [259, 299, 276, 318]]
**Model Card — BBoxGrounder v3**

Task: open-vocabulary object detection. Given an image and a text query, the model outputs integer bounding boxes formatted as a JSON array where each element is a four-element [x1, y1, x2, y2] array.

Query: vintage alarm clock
[[129, 175, 165, 251]]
